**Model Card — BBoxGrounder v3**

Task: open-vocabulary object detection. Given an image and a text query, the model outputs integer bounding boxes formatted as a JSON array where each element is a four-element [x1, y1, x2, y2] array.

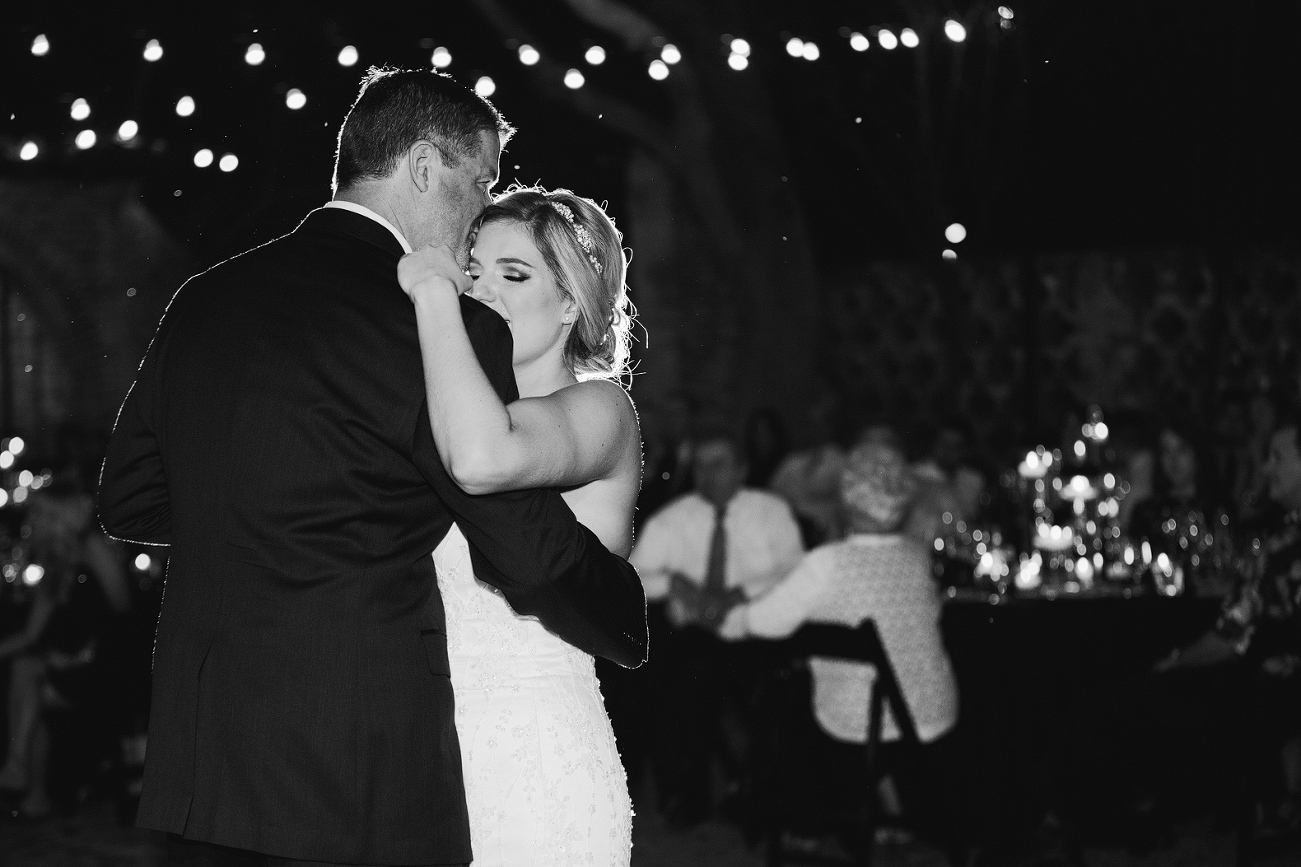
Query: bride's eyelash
[[504, 273, 527, 283]]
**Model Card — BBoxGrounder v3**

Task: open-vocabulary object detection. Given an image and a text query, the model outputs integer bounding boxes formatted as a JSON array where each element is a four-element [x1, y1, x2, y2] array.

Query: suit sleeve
[[412, 296, 648, 668], [97, 290, 178, 546]]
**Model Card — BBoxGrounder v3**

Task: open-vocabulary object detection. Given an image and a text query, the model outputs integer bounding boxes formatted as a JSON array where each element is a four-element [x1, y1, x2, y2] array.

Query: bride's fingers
[[398, 245, 471, 296]]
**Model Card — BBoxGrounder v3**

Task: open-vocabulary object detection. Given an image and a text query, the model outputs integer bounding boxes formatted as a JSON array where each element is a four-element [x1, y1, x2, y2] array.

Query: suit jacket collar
[[297, 207, 406, 259]]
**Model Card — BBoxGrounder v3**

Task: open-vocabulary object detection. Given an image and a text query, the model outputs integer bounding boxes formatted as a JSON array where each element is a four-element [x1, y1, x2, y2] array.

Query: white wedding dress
[[434, 524, 633, 866]]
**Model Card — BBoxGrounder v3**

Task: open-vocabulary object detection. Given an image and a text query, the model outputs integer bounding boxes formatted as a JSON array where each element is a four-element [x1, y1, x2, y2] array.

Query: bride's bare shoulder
[[555, 379, 639, 425]]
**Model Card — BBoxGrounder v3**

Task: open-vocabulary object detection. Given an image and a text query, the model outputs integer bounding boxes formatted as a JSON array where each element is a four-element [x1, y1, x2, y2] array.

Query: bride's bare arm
[[398, 244, 632, 496]]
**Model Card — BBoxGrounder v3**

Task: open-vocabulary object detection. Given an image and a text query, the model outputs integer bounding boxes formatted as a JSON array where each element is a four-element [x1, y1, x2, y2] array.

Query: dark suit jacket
[[98, 207, 648, 865]]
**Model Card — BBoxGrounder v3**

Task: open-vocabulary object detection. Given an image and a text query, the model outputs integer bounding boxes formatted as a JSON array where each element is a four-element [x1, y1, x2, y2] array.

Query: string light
[[7, 437, 23, 456], [849, 32, 869, 51], [585, 45, 606, 65], [900, 28, 919, 48], [31, 34, 49, 56], [801, 41, 820, 60], [945, 222, 967, 243], [19, 141, 38, 161], [944, 19, 967, 42], [648, 59, 669, 80], [564, 68, 585, 89], [518, 45, 540, 65], [999, 6, 1015, 19], [219, 153, 239, 172], [117, 120, 139, 141], [285, 88, 306, 110], [143, 39, 164, 62], [661, 44, 681, 65], [728, 53, 749, 71], [194, 148, 214, 168], [245, 43, 265, 65], [176, 95, 195, 117], [785, 37, 805, 57], [75, 129, 97, 150], [431, 47, 452, 68], [0, 452, 12, 470], [474, 76, 496, 97], [70, 98, 91, 121], [942, 249, 957, 261], [877, 29, 898, 50], [338, 45, 358, 67], [731, 38, 751, 57]]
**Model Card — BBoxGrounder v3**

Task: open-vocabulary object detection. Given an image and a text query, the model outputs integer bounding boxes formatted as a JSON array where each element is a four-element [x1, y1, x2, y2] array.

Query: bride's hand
[[398, 243, 472, 302]]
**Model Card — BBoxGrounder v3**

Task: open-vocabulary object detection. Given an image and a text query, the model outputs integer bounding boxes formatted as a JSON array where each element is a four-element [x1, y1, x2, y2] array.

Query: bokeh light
[[117, 120, 139, 141], [245, 43, 265, 65], [8, 437, 23, 456], [19, 141, 38, 161], [585, 45, 606, 65], [518, 45, 540, 66], [801, 41, 820, 60], [31, 34, 49, 56], [474, 76, 496, 97], [999, 6, 1015, 19], [431, 47, 452, 68], [0, 452, 12, 469], [143, 38, 163, 62], [731, 38, 751, 57], [564, 68, 585, 89], [728, 53, 749, 71], [900, 28, 919, 48], [945, 222, 967, 243], [194, 148, 214, 168], [878, 29, 898, 50], [70, 98, 91, 121], [22, 564, 43, 587], [785, 37, 805, 58], [338, 45, 358, 67], [942, 249, 957, 261], [661, 44, 681, 65], [75, 129, 97, 150], [849, 32, 869, 51], [648, 59, 669, 80], [285, 88, 306, 110], [219, 153, 239, 172], [945, 19, 968, 42], [135, 553, 152, 571]]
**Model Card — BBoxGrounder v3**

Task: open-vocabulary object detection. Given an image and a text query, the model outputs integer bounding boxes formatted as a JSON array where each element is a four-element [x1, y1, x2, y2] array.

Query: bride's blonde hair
[[477, 185, 633, 381]]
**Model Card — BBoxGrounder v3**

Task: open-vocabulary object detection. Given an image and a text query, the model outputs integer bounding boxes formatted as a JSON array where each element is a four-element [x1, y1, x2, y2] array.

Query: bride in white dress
[[399, 186, 641, 866]]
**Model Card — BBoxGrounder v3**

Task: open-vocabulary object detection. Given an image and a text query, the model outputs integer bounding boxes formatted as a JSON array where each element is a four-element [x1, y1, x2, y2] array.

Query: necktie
[[701, 503, 728, 627]]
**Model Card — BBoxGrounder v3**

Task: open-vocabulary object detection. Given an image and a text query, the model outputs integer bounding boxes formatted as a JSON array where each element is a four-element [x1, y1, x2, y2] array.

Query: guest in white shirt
[[633, 431, 805, 630], [630, 428, 804, 826]]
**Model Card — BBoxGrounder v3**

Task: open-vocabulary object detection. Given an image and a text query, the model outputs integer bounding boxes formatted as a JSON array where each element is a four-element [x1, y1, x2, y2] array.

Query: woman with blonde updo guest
[[721, 440, 959, 842], [398, 185, 641, 865]]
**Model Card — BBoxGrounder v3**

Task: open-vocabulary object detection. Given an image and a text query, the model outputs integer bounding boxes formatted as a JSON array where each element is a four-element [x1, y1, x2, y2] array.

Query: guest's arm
[[720, 550, 831, 641]]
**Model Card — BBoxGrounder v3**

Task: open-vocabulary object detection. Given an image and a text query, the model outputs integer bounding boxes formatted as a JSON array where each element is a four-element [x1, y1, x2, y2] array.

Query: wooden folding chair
[[749, 620, 921, 867]]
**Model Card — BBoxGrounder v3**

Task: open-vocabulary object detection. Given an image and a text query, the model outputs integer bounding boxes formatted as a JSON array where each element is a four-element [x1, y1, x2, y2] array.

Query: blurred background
[[2, 1, 1301, 865]]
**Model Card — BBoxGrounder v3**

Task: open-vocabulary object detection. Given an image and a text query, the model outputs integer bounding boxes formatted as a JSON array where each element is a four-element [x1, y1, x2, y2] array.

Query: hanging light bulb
[[474, 76, 496, 97], [849, 32, 869, 51], [338, 45, 359, 67], [219, 153, 239, 172], [143, 38, 163, 61], [70, 98, 91, 121], [585, 45, 606, 65], [944, 19, 967, 42], [900, 28, 919, 48], [245, 43, 266, 65], [431, 46, 452, 68], [176, 95, 195, 117], [661, 44, 681, 64], [730, 38, 751, 57], [117, 120, 139, 141], [728, 53, 749, 71], [285, 88, 306, 110], [648, 59, 669, 80], [564, 69, 585, 89], [19, 141, 39, 161], [877, 29, 898, 50], [31, 34, 50, 56], [75, 129, 97, 150], [518, 45, 540, 65], [194, 148, 214, 168]]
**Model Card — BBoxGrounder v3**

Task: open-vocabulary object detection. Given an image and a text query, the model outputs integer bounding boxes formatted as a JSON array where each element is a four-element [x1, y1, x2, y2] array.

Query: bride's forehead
[[474, 221, 534, 251]]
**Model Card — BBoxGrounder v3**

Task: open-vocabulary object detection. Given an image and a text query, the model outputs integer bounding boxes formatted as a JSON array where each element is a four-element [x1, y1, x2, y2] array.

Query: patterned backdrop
[[823, 247, 1301, 466]]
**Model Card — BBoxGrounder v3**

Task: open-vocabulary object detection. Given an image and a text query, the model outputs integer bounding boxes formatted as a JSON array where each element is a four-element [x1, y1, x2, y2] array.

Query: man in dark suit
[[98, 68, 647, 867]]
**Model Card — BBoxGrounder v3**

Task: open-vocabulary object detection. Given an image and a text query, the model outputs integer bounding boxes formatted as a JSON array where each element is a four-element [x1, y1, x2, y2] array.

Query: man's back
[[104, 211, 482, 863]]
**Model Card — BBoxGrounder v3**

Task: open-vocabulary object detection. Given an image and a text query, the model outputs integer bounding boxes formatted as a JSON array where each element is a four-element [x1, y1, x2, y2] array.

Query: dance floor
[[2, 798, 1301, 867]]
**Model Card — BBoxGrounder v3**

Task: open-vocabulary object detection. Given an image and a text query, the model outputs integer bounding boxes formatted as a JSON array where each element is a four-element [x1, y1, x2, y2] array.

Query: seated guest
[[1128, 420, 1231, 595], [905, 419, 985, 546], [1156, 406, 1301, 828], [0, 461, 129, 819], [720, 440, 959, 839], [632, 427, 805, 825], [769, 393, 850, 546]]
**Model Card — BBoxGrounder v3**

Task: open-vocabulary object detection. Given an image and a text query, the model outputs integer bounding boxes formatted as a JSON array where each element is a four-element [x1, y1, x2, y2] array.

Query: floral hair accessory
[[549, 201, 603, 275]]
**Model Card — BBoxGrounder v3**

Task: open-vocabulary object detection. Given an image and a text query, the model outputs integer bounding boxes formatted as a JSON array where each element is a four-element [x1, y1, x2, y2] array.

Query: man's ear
[[407, 141, 441, 193]]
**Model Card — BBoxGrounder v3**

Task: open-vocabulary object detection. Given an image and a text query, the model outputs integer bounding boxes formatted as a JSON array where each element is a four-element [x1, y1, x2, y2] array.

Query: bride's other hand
[[398, 243, 471, 302]]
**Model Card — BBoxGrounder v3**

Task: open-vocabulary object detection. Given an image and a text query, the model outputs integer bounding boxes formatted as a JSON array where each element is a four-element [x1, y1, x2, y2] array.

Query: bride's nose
[[468, 279, 494, 304]]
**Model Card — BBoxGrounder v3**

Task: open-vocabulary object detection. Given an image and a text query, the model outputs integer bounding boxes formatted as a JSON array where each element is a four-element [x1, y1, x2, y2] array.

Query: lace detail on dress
[[435, 524, 632, 867]]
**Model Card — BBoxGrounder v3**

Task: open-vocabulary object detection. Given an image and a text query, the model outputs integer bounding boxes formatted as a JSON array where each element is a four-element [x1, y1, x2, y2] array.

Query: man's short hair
[[692, 424, 745, 462], [332, 66, 515, 193]]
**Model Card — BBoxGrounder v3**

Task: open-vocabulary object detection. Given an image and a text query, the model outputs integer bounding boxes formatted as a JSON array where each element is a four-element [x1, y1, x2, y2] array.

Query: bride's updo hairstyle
[[478, 185, 633, 382]]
